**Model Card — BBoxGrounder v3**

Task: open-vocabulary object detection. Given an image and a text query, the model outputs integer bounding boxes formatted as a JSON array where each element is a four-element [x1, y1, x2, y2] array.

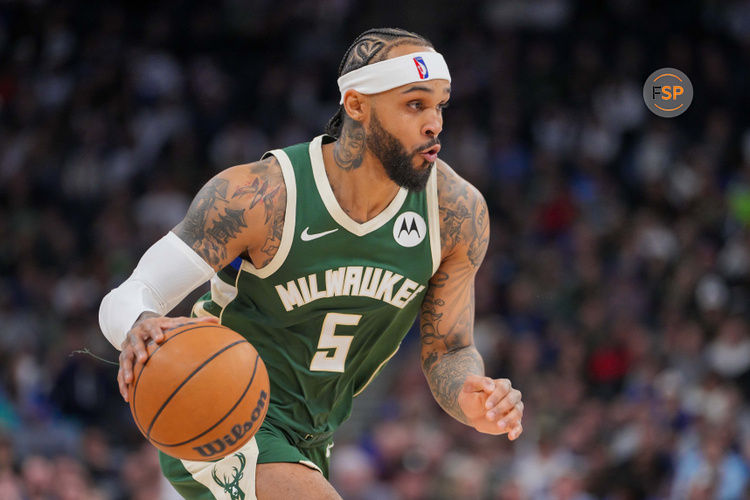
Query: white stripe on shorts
[[180, 437, 259, 500]]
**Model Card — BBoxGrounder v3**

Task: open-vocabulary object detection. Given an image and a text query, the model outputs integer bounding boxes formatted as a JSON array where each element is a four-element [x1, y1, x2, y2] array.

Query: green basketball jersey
[[194, 135, 441, 444]]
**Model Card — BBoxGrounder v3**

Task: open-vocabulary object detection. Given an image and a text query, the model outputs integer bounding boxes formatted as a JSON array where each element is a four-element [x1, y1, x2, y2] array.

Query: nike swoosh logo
[[301, 227, 339, 241]]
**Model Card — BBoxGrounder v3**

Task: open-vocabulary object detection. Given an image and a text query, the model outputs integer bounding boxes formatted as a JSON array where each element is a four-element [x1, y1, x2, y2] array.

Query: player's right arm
[[172, 155, 286, 270], [100, 156, 286, 401]]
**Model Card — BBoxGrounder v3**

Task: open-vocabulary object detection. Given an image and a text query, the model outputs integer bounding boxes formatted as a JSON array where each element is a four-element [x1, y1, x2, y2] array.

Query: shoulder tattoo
[[437, 168, 490, 268], [174, 156, 285, 268]]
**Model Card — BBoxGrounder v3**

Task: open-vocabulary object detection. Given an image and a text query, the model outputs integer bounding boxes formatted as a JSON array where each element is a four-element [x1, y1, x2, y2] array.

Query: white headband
[[337, 51, 451, 104]]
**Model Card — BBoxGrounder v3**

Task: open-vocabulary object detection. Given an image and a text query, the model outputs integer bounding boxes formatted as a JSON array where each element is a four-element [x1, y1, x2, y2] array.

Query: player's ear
[[342, 90, 368, 123]]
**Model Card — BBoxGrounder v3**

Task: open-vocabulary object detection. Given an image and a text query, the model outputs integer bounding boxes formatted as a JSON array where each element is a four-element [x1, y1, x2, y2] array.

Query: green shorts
[[159, 419, 333, 499]]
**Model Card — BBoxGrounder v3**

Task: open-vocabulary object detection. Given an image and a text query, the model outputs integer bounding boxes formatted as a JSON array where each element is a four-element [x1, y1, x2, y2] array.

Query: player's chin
[[413, 157, 433, 170]]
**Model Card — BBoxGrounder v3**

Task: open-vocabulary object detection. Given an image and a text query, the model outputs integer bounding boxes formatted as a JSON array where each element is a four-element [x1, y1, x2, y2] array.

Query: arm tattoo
[[419, 165, 489, 424], [426, 347, 484, 425], [441, 203, 471, 250], [333, 119, 365, 171], [437, 167, 490, 267], [420, 271, 448, 374], [206, 207, 247, 244], [175, 177, 233, 267], [174, 157, 285, 268], [420, 272, 483, 424], [467, 199, 489, 267]]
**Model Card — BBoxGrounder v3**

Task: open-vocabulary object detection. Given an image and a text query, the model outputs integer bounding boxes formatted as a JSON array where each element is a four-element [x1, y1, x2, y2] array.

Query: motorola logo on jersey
[[413, 57, 428, 79], [393, 211, 426, 247]]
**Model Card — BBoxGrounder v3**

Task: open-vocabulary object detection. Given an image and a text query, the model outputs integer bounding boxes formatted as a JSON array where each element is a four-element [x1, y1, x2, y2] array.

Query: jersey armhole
[[426, 166, 441, 276], [240, 149, 297, 278]]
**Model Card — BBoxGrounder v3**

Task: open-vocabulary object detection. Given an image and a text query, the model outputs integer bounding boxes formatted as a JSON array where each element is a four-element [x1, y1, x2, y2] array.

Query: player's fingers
[[508, 423, 523, 441], [196, 316, 219, 324], [162, 316, 193, 327], [484, 379, 513, 411], [129, 328, 151, 364], [496, 403, 523, 430], [117, 368, 127, 401], [463, 375, 495, 394], [486, 387, 521, 418], [141, 318, 172, 344], [161, 316, 217, 330], [118, 349, 134, 399]]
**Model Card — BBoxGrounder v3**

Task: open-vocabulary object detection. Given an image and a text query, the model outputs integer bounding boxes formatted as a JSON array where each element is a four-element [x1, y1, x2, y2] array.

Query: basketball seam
[[130, 323, 211, 435], [145, 339, 247, 439], [152, 352, 261, 448]]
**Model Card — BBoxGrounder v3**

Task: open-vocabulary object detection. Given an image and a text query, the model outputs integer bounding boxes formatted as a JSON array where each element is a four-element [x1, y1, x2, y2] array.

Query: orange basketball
[[128, 321, 269, 461]]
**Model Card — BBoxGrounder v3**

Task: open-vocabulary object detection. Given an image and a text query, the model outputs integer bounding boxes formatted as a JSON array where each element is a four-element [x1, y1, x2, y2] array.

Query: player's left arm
[[420, 164, 523, 439]]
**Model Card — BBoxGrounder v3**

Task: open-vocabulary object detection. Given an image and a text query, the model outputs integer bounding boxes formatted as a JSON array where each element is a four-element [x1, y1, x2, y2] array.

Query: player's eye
[[408, 101, 423, 110], [438, 102, 449, 111]]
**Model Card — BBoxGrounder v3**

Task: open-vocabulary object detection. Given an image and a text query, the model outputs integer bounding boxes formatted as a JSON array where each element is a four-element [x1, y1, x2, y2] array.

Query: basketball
[[128, 321, 270, 461]]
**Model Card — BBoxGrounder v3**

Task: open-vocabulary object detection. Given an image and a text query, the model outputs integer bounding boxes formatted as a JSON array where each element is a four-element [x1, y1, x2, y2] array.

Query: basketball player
[[99, 28, 524, 499]]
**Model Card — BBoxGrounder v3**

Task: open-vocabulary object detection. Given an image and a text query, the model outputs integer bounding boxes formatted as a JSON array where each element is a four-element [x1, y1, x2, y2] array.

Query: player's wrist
[[132, 311, 161, 327]]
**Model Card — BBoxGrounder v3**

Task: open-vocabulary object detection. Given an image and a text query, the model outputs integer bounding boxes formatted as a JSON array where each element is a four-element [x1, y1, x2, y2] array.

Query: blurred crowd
[[2, 0, 750, 498]]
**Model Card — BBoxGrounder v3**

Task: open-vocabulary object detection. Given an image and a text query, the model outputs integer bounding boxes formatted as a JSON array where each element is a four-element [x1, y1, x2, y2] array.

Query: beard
[[365, 111, 438, 192]]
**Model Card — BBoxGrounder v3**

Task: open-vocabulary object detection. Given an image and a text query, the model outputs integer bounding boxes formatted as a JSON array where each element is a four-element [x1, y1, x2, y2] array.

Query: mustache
[[414, 138, 441, 154]]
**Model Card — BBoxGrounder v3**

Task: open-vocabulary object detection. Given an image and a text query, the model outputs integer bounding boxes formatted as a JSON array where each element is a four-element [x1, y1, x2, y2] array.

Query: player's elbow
[[98, 232, 216, 350]]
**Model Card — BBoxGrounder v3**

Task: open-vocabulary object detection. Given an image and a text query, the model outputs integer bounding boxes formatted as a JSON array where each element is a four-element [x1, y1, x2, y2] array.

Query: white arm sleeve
[[99, 231, 216, 350]]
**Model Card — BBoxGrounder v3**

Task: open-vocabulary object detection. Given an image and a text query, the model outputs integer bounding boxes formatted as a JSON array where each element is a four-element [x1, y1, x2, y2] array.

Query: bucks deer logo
[[211, 453, 246, 500]]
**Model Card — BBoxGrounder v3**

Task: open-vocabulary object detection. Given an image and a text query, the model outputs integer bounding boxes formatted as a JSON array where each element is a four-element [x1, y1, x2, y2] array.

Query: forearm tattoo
[[420, 166, 490, 424], [421, 272, 483, 424], [426, 346, 484, 425]]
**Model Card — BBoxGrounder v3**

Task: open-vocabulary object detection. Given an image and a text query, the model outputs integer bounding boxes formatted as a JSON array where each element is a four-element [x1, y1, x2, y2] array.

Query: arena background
[[2, 0, 750, 498]]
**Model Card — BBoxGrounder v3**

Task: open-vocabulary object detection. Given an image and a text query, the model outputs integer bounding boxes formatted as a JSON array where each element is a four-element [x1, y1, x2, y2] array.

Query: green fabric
[[158, 418, 333, 500], [199, 135, 436, 444], [255, 417, 332, 478], [159, 452, 216, 499]]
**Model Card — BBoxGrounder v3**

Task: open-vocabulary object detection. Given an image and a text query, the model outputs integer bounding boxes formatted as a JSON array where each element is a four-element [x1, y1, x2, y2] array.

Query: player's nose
[[422, 112, 443, 138]]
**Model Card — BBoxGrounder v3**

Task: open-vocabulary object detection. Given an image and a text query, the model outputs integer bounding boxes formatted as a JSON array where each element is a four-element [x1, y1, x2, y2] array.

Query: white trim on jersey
[[210, 275, 239, 309], [353, 344, 401, 397], [240, 149, 297, 278], [191, 300, 214, 319], [219, 265, 242, 324], [309, 135, 409, 237], [298, 459, 323, 473], [425, 167, 441, 275]]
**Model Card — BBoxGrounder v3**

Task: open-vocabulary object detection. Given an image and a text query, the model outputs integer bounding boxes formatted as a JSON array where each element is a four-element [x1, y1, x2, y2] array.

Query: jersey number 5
[[309, 312, 361, 373]]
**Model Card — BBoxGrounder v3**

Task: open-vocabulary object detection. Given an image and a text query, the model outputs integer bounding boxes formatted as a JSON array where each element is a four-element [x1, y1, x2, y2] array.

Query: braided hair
[[325, 28, 434, 138]]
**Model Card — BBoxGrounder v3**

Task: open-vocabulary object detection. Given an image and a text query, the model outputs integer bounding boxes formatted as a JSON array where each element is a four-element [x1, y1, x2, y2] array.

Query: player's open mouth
[[419, 145, 441, 163]]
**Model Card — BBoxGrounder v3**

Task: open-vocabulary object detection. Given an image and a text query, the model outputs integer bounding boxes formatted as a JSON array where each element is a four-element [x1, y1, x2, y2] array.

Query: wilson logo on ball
[[128, 322, 270, 461], [193, 390, 268, 458]]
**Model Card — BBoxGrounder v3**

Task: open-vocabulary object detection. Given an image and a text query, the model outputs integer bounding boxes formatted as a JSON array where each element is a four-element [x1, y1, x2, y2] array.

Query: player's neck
[[321, 139, 401, 224]]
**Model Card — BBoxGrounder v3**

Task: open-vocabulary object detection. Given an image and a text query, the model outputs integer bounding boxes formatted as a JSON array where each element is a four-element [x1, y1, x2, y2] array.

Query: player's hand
[[117, 315, 219, 402], [458, 375, 524, 439]]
